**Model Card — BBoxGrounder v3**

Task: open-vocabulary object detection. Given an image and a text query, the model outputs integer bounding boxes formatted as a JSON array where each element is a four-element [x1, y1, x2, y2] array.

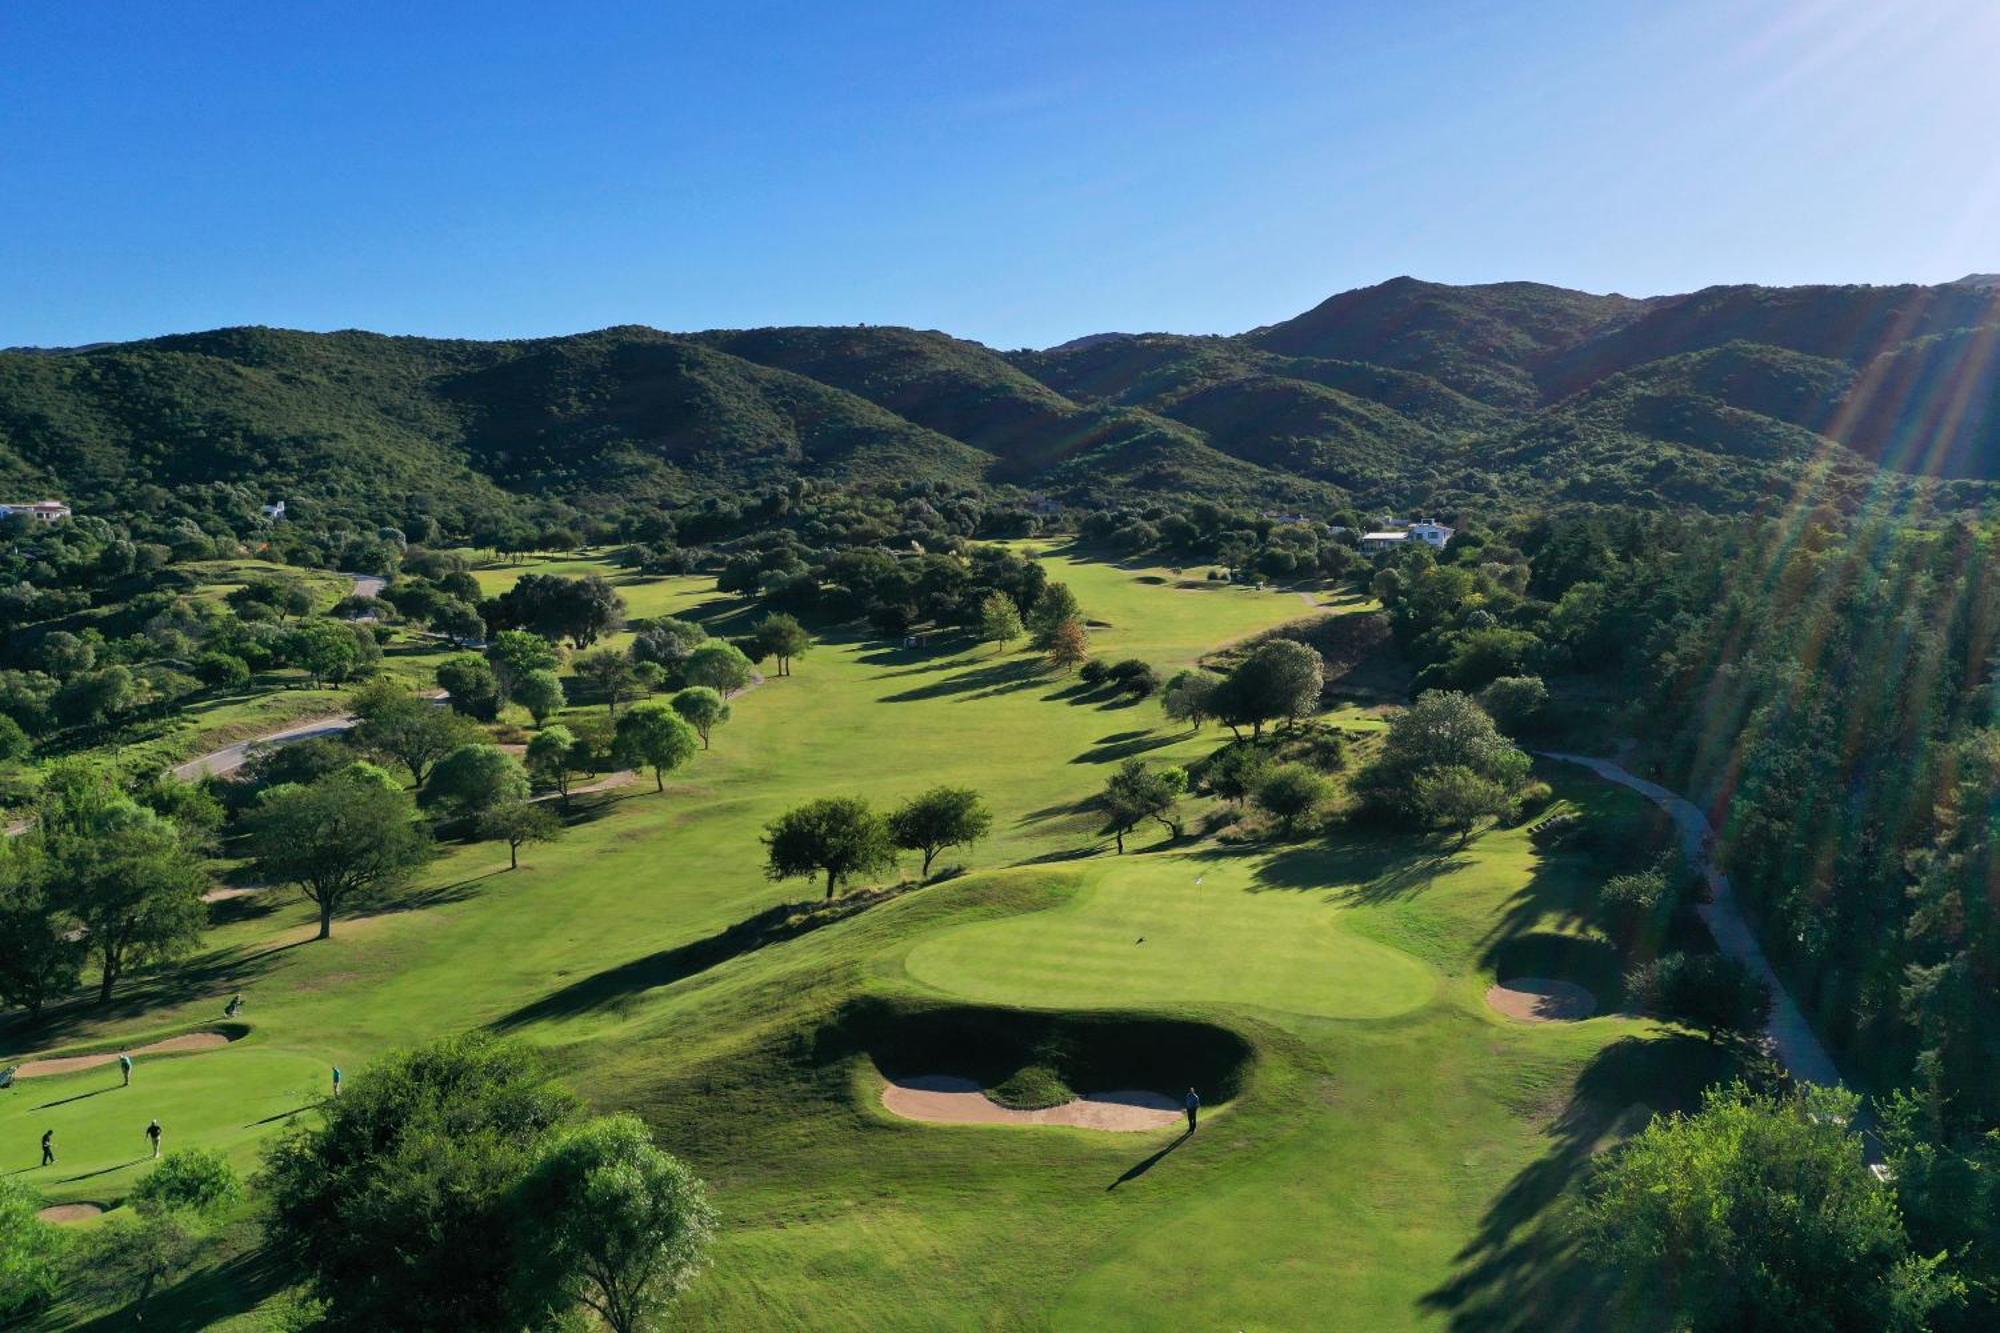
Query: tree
[[511, 1115, 717, 1333], [436, 654, 503, 720], [1355, 690, 1529, 822], [1202, 743, 1273, 806], [1253, 762, 1334, 837], [487, 628, 563, 694], [526, 725, 584, 806], [284, 619, 364, 687], [250, 772, 430, 939], [1044, 616, 1090, 674], [750, 612, 812, 677], [432, 600, 488, 646], [1213, 640, 1323, 738], [631, 617, 706, 670], [0, 1178, 64, 1321], [130, 1149, 241, 1218], [614, 702, 699, 792], [1107, 657, 1161, 698], [1101, 759, 1188, 853], [478, 800, 563, 870], [486, 573, 627, 648], [44, 801, 207, 1005], [889, 786, 993, 877], [762, 797, 897, 899], [352, 685, 480, 787], [1478, 674, 1550, 737], [668, 687, 730, 749], [1413, 764, 1513, 846], [978, 592, 1024, 654], [422, 744, 531, 821], [1161, 668, 1222, 731], [1582, 1082, 1961, 1332], [1626, 951, 1772, 1043], [512, 668, 566, 728], [67, 1207, 205, 1324], [0, 840, 83, 1017], [575, 648, 638, 717], [263, 1034, 582, 1330], [193, 651, 251, 690], [682, 641, 755, 696], [1027, 582, 1083, 650]]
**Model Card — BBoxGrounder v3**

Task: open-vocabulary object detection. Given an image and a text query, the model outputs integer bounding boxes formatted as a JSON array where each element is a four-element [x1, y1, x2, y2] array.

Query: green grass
[[4, 547, 1713, 1330]]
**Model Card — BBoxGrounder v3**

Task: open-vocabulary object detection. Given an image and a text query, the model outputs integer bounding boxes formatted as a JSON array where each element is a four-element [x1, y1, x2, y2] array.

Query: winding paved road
[[1542, 752, 1848, 1089]]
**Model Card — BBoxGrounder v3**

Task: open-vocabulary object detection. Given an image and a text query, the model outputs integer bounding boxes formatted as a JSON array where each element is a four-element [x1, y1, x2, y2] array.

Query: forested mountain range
[[6, 274, 2000, 526]]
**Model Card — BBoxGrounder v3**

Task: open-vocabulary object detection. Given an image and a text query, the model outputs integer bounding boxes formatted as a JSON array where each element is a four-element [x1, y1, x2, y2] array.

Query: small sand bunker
[[14, 1031, 236, 1079], [1488, 978, 1596, 1023], [882, 1074, 1183, 1132], [37, 1203, 103, 1224]]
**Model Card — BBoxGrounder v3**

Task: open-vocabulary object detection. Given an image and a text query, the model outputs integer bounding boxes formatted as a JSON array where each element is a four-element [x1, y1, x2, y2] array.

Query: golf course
[[3, 544, 1699, 1330]]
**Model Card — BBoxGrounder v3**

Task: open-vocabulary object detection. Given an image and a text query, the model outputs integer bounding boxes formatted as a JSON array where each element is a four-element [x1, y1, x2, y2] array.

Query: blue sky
[[5, 0, 1997, 349]]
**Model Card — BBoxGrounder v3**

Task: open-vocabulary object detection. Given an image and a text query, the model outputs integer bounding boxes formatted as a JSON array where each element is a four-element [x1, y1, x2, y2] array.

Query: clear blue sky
[[5, 0, 1997, 349]]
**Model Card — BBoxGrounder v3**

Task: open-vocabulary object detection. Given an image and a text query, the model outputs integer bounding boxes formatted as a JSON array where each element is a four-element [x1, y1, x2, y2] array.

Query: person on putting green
[[41, 1129, 55, 1167], [119, 1052, 133, 1087], [1184, 1087, 1200, 1133], [146, 1118, 162, 1159]]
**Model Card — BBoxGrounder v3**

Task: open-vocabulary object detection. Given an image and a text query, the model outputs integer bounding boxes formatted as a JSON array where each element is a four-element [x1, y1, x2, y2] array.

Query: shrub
[[130, 1148, 241, 1218], [1252, 762, 1334, 837], [1078, 659, 1111, 686]]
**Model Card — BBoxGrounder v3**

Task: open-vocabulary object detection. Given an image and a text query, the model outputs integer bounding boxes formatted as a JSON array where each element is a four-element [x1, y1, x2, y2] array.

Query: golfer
[[146, 1118, 162, 1159], [41, 1129, 55, 1167], [1184, 1087, 1200, 1133], [332, 1066, 343, 1098], [119, 1052, 133, 1086]]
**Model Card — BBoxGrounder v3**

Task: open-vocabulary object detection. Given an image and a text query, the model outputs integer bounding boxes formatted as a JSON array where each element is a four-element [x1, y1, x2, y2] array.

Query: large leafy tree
[[420, 744, 531, 821], [436, 654, 503, 721], [477, 800, 562, 871], [1583, 1082, 1962, 1332], [749, 612, 812, 676], [0, 1177, 65, 1321], [526, 725, 584, 806], [249, 771, 430, 939], [1043, 617, 1090, 674], [352, 682, 480, 786], [1355, 689, 1529, 822], [0, 840, 84, 1017], [575, 648, 638, 717], [511, 668, 566, 728], [763, 797, 897, 899], [511, 1115, 717, 1333], [39, 789, 207, 1005], [888, 786, 992, 877], [614, 702, 699, 792], [682, 642, 755, 696], [668, 686, 730, 749], [1212, 640, 1323, 738], [1101, 759, 1188, 853], [263, 1035, 583, 1330], [977, 591, 1023, 654], [1026, 582, 1083, 650]]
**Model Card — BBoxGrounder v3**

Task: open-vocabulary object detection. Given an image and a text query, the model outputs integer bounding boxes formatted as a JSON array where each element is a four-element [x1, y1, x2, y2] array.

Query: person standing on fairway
[[1184, 1087, 1200, 1133], [331, 1066, 342, 1098], [40, 1129, 55, 1167], [119, 1051, 133, 1087], [146, 1118, 162, 1159]]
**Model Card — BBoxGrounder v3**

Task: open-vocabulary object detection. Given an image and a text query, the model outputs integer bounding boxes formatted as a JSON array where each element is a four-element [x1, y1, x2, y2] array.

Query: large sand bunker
[[37, 1203, 104, 1224], [1487, 978, 1596, 1023], [13, 1030, 237, 1079], [882, 1074, 1184, 1131]]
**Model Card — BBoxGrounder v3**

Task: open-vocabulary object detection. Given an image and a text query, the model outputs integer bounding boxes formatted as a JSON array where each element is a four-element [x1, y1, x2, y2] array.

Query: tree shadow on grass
[[1071, 729, 1177, 765], [1417, 1034, 1733, 1332], [75, 1239, 295, 1333], [1229, 836, 1468, 903], [878, 656, 1047, 704]]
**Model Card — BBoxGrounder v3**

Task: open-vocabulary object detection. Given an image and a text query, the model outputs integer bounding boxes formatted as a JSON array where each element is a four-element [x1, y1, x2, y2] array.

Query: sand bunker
[[37, 1203, 103, 1224], [1487, 978, 1597, 1023], [13, 1031, 236, 1079], [881, 1074, 1183, 1132]]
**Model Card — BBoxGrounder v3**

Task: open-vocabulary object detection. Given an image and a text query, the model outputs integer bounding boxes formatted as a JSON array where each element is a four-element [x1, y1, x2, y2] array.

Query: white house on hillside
[[0, 499, 72, 524], [1359, 519, 1454, 554], [260, 500, 287, 521]]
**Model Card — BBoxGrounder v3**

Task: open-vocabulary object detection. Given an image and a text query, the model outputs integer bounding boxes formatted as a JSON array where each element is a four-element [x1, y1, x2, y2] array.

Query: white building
[[1359, 519, 1454, 554], [260, 500, 287, 521], [0, 499, 71, 524]]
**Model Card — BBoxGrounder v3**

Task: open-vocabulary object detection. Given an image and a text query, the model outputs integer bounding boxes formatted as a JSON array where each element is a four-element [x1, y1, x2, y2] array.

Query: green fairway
[[3, 546, 1699, 1331]]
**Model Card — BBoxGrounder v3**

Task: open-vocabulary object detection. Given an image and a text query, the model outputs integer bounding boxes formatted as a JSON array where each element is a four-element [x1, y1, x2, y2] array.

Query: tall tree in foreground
[[978, 592, 1024, 655], [763, 797, 897, 899], [250, 771, 430, 939], [0, 1177, 65, 1321], [614, 702, 699, 792], [0, 840, 84, 1018], [1582, 1082, 1962, 1332], [42, 794, 207, 1005], [264, 1035, 583, 1330], [511, 1115, 717, 1333], [889, 786, 993, 877]]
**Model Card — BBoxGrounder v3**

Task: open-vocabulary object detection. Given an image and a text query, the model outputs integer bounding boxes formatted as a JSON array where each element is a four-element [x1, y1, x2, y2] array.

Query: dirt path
[[1541, 752, 1848, 1089], [37, 1203, 103, 1224], [11, 1030, 235, 1079], [881, 1075, 1184, 1132]]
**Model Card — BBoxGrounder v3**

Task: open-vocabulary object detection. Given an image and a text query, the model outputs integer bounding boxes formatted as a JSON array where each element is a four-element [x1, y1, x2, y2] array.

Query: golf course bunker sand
[[14, 1029, 240, 1079], [1487, 978, 1597, 1022], [37, 1203, 104, 1224], [882, 1075, 1182, 1131]]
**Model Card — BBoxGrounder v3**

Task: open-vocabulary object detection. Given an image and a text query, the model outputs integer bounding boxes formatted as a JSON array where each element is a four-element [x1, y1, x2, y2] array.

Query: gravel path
[[1541, 752, 1848, 1089]]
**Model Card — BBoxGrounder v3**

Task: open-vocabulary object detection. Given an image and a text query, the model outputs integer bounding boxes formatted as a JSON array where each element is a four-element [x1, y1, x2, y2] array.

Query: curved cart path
[[882, 1075, 1184, 1132], [1542, 752, 1847, 1090]]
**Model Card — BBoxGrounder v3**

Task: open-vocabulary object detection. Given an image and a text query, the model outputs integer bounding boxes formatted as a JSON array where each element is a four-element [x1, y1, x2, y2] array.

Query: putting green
[[903, 856, 1436, 1020]]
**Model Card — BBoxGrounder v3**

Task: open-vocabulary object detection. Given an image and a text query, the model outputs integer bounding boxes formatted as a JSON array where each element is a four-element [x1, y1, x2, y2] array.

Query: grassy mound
[[827, 997, 1253, 1110]]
